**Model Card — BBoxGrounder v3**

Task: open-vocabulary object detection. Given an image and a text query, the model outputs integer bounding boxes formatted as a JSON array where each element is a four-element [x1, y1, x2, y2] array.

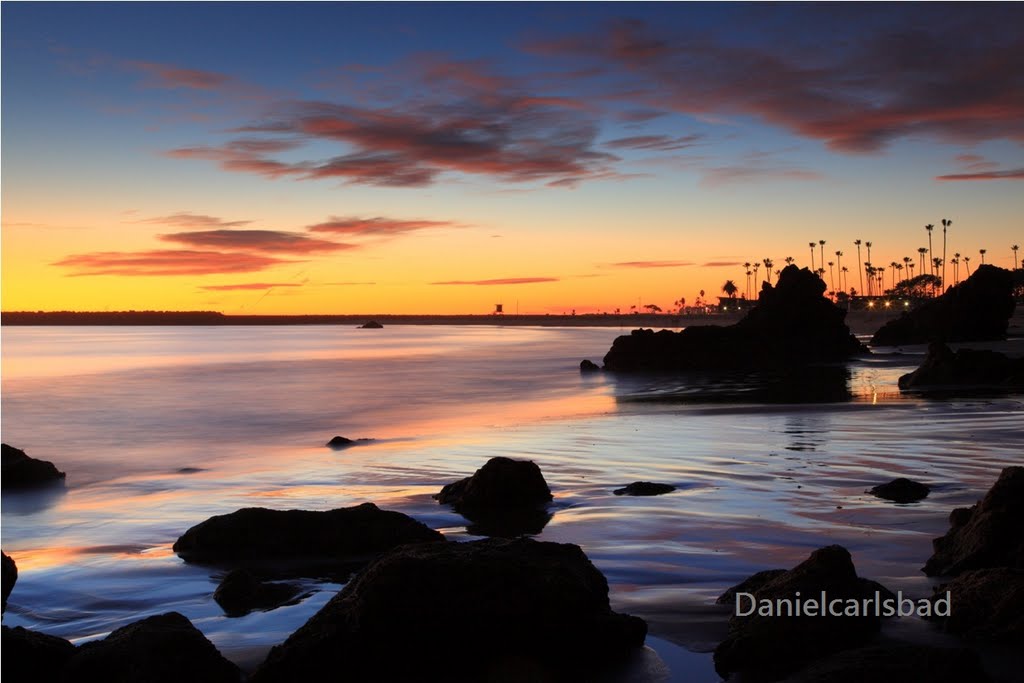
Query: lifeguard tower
[[493, 303, 504, 315]]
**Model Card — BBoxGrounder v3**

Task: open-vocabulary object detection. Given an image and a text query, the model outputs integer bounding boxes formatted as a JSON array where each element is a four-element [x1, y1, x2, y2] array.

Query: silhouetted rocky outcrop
[[603, 266, 865, 371], [1, 625, 76, 681], [779, 644, 990, 683], [359, 320, 383, 328], [579, 359, 600, 372], [325, 435, 373, 449], [869, 477, 930, 503], [435, 457, 553, 537], [173, 503, 444, 572], [923, 466, 1024, 576], [213, 569, 304, 617], [871, 264, 1015, 346], [898, 342, 1024, 392], [251, 537, 647, 682], [63, 612, 240, 682], [714, 545, 894, 680], [2, 551, 16, 613], [927, 568, 1024, 643], [613, 482, 675, 496], [1, 443, 65, 490]]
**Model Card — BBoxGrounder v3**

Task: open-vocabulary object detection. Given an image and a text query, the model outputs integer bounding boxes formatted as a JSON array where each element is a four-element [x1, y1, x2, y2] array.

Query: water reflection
[[1, 485, 68, 515]]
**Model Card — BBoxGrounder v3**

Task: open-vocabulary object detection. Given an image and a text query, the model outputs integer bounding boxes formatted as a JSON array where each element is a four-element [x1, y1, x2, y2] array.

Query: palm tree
[[890, 261, 898, 290], [963, 255, 972, 277], [818, 240, 826, 277], [907, 261, 915, 279], [753, 262, 760, 288], [809, 242, 816, 271], [1013, 244, 1020, 270], [865, 241, 873, 267], [953, 252, 961, 285], [827, 261, 836, 294], [932, 257, 943, 296], [925, 224, 935, 276], [784, 256, 795, 266], [763, 258, 774, 285], [864, 262, 874, 296], [743, 262, 752, 298], [834, 250, 843, 286], [980, 248, 987, 264], [722, 280, 739, 299], [853, 240, 864, 297], [941, 218, 951, 293], [917, 247, 928, 273]]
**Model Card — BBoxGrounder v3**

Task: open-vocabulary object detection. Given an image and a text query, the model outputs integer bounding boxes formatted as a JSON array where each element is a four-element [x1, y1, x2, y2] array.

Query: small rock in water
[[326, 435, 372, 449], [359, 320, 384, 329], [613, 482, 676, 496], [579, 359, 600, 372], [435, 457, 553, 537], [2, 551, 17, 613], [869, 477, 930, 503], [214, 568, 304, 617], [1, 443, 66, 490]]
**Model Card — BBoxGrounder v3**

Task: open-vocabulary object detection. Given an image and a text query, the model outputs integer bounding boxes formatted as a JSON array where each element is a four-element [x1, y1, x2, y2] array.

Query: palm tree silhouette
[[980, 248, 987, 264], [864, 262, 873, 296], [932, 257, 942, 296], [963, 255, 972, 276], [809, 242, 816, 272], [818, 240, 826, 276], [841, 265, 849, 293], [907, 261, 915, 280], [1013, 244, 1020, 270], [854, 240, 864, 297], [917, 247, 928, 274], [743, 262, 752, 299], [941, 219, 951, 293], [722, 280, 739, 299], [865, 241, 873, 266], [890, 261, 898, 290], [784, 256, 795, 265], [828, 261, 836, 295], [953, 252, 961, 284], [763, 258, 774, 285], [925, 224, 935, 276]]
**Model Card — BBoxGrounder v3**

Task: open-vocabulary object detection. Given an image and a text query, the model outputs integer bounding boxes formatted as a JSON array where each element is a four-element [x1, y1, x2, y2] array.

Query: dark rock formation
[[1, 625, 76, 681], [251, 537, 646, 682], [63, 612, 240, 682], [898, 342, 1024, 392], [213, 569, 304, 617], [869, 477, 930, 503], [325, 435, 373, 449], [779, 644, 990, 683], [1, 443, 66, 490], [173, 502, 444, 571], [579, 359, 600, 372], [2, 551, 16, 613], [613, 482, 676, 496], [359, 320, 383, 329], [923, 466, 1024, 576], [716, 569, 788, 605], [603, 265, 865, 371], [714, 545, 893, 680], [871, 264, 1016, 346], [927, 568, 1024, 643], [435, 457, 553, 537]]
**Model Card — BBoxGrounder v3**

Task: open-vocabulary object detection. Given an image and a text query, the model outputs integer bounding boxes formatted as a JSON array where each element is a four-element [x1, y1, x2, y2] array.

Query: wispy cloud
[[700, 166, 822, 187], [702, 261, 742, 267], [935, 168, 1024, 181], [431, 277, 559, 285], [200, 282, 303, 291], [604, 134, 702, 151], [158, 230, 354, 254], [140, 213, 252, 228], [127, 61, 233, 90], [53, 250, 291, 276], [608, 260, 694, 268], [307, 216, 458, 237]]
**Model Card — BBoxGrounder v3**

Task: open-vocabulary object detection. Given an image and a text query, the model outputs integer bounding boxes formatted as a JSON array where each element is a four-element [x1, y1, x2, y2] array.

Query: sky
[[2, 2, 1022, 315]]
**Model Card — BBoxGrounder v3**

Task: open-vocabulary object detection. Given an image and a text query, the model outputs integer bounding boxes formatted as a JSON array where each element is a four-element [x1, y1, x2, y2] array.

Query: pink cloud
[[431, 277, 559, 285], [158, 230, 355, 254], [53, 250, 291, 276], [307, 216, 457, 237]]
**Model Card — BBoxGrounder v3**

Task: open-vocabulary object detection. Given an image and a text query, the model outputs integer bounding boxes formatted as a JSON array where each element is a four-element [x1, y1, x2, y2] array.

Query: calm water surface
[[2, 326, 1021, 680]]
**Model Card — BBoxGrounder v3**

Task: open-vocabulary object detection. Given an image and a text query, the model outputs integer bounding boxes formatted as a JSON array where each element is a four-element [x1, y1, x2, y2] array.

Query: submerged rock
[[359, 320, 383, 329], [2, 551, 16, 613], [1, 625, 76, 681], [923, 466, 1024, 576], [64, 612, 240, 682], [173, 502, 444, 569], [714, 545, 894, 680], [871, 264, 1016, 346], [325, 435, 373, 449], [613, 482, 676, 496], [1, 443, 66, 490], [435, 457, 553, 537], [897, 342, 1024, 392], [869, 478, 931, 503], [779, 644, 990, 683], [927, 568, 1024, 643], [579, 359, 601, 372], [213, 569, 304, 617], [603, 265, 865, 371], [251, 537, 647, 682]]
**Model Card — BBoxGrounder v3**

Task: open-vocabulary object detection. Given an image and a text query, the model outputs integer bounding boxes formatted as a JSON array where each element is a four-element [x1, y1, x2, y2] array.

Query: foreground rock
[[435, 457, 553, 537], [252, 537, 647, 682], [1, 625, 76, 681], [779, 644, 989, 683], [1, 443, 66, 490], [927, 568, 1024, 643], [213, 569, 304, 617], [613, 482, 676, 496], [2, 551, 16, 613], [923, 466, 1024, 576], [603, 265, 865, 371], [714, 545, 894, 680], [173, 502, 444, 571], [871, 264, 1016, 346], [64, 612, 240, 682], [898, 342, 1024, 392], [869, 477, 930, 503]]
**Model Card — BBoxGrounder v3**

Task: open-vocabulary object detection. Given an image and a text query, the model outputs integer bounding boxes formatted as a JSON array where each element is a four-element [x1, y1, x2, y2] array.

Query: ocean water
[[2, 325, 1022, 680]]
